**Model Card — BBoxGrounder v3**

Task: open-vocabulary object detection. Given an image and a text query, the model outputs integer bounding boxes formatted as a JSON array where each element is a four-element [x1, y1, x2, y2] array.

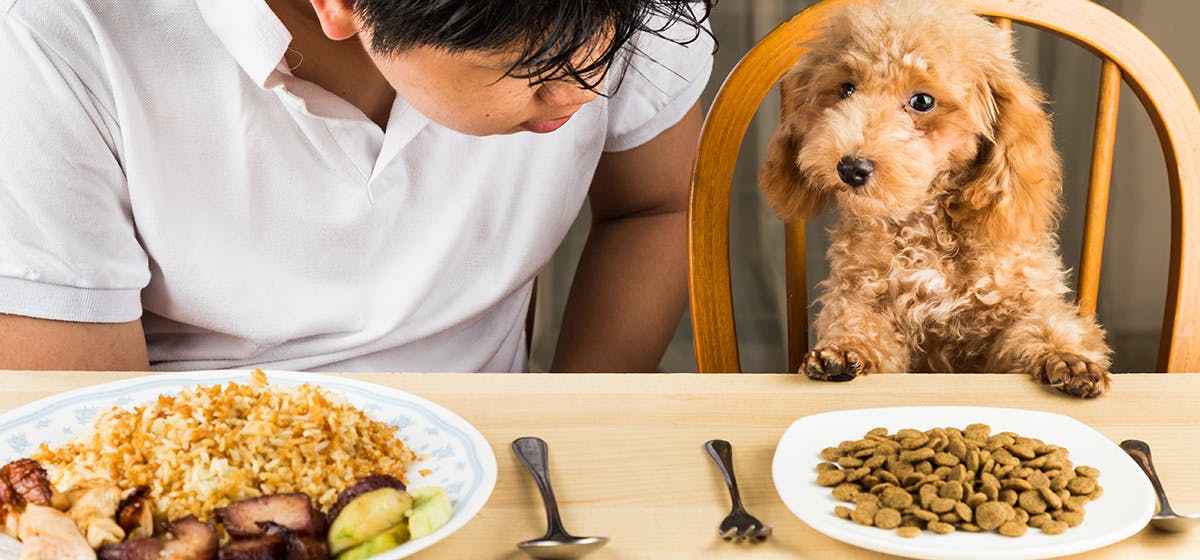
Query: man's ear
[[310, 0, 359, 41]]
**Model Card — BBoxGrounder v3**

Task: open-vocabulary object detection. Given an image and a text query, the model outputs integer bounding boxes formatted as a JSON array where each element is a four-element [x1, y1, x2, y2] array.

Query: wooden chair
[[688, 0, 1200, 373]]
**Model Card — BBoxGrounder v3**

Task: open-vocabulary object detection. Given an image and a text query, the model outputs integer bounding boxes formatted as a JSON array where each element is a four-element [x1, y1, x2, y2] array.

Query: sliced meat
[[16, 504, 95, 560], [0, 470, 21, 508], [116, 487, 154, 540], [0, 473, 20, 538], [98, 537, 165, 560], [159, 515, 218, 560], [260, 522, 329, 560], [282, 536, 328, 560], [215, 494, 323, 538], [0, 458, 65, 509], [327, 475, 406, 525], [216, 536, 285, 560]]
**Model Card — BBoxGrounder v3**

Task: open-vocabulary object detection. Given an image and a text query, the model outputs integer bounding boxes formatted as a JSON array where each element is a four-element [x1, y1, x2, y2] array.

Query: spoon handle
[[1120, 439, 1176, 516], [705, 439, 746, 511], [513, 436, 570, 537]]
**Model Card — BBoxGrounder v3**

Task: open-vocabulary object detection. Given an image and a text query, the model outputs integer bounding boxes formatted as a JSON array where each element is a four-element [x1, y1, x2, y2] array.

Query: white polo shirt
[[0, 0, 712, 372]]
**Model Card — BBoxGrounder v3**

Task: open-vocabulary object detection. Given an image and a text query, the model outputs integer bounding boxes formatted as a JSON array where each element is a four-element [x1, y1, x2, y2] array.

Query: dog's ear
[[759, 68, 829, 221], [959, 56, 1062, 241]]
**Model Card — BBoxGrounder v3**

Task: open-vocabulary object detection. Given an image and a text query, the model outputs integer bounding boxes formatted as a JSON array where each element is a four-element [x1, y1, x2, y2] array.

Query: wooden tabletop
[[1, 372, 1198, 559]]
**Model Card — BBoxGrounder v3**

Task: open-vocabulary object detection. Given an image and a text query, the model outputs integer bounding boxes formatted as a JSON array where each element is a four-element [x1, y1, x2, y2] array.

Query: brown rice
[[31, 370, 416, 522]]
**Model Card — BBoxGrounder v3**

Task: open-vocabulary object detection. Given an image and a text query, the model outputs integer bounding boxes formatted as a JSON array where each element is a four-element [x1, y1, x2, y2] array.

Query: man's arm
[[550, 102, 703, 372], [0, 314, 150, 371]]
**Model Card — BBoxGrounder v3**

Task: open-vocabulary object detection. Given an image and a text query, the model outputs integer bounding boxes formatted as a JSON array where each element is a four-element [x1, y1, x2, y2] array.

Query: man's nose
[[538, 79, 601, 107]]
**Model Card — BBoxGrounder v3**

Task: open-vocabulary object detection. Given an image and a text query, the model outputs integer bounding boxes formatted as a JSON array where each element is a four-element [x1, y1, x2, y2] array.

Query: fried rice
[[31, 370, 416, 522]]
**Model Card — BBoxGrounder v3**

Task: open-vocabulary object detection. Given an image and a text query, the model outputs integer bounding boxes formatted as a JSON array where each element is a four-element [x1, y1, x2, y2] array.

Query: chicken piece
[[115, 487, 154, 541], [1, 512, 17, 541], [98, 537, 164, 560], [260, 522, 329, 560], [0, 528, 23, 559], [65, 479, 127, 548], [159, 515, 217, 560], [216, 536, 284, 560], [326, 475, 405, 525], [16, 504, 95, 560], [1, 459, 68, 510], [214, 494, 324, 539]]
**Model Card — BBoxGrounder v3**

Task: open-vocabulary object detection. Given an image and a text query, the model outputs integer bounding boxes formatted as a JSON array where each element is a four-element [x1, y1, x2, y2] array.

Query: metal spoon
[[513, 437, 609, 559], [1120, 439, 1200, 532]]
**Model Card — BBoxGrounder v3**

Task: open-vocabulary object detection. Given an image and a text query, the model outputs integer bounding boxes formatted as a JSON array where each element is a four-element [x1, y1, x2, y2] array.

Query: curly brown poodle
[[758, 0, 1112, 397]]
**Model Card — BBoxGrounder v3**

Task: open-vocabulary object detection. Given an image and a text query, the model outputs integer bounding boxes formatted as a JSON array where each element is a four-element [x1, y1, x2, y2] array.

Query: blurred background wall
[[531, 0, 1200, 374]]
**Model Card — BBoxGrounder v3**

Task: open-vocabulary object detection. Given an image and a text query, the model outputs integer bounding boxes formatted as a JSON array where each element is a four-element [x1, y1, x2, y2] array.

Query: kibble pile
[[816, 424, 1102, 538]]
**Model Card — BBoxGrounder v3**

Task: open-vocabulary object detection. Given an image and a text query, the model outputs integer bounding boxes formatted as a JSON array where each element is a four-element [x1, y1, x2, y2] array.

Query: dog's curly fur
[[759, 0, 1112, 397]]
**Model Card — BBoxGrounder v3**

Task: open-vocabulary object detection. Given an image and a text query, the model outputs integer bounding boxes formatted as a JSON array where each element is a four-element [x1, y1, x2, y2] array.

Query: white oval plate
[[0, 370, 497, 559], [771, 406, 1154, 560]]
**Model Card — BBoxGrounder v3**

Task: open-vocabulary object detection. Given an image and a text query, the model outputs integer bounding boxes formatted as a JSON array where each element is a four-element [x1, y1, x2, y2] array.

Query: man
[[0, 0, 713, 372]]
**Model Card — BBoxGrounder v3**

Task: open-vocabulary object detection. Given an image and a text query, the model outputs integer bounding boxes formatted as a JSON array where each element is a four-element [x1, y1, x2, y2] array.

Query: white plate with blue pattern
[[0, 370, 497, 559]]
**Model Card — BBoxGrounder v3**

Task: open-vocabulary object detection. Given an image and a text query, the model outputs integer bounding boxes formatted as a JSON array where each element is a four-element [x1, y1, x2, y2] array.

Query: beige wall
[[531, 0, 1200, 373]]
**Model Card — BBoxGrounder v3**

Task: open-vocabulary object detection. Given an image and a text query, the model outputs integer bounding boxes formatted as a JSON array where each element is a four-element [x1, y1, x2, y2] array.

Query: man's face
[[364, 44, 606, 136]]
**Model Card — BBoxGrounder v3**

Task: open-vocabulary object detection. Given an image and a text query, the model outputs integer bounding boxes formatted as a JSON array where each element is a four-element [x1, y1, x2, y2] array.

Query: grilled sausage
[[216, 536, 285, 560], [215, 494, 324, 539], [98, 537, 165, 560], [160, 515, 218, 560]]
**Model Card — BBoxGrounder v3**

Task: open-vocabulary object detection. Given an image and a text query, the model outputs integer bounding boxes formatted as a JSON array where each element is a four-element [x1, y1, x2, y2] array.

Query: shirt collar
[[195, 0, 292, 88]]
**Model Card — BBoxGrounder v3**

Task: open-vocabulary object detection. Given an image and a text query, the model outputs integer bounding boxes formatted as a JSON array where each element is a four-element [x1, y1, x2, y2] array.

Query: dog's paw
[[1031, 353, 1111, 398], [803, 345, 866, 382]]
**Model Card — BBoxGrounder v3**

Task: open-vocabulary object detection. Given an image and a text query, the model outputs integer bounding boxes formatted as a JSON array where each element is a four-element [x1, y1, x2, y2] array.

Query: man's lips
[[520, 115, 572, 133]]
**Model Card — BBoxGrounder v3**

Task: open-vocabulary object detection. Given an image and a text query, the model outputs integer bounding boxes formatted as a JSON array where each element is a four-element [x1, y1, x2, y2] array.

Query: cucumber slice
[[326, 487, 413, 555], [407, 487, 454, 540], [333, 523, 410, 560]]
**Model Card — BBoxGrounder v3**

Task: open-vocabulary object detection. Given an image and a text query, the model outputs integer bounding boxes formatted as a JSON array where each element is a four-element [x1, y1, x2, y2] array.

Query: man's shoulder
[[5, 0, 118, 24], [4, 0, 203, 88], [4, 1, 108, 52], [4, 0, 197, 45]]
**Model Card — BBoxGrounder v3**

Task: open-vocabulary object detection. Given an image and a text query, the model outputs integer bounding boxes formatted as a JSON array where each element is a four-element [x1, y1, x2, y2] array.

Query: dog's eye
[[908, 93, 936, 112], [839, 82, 856, 99]]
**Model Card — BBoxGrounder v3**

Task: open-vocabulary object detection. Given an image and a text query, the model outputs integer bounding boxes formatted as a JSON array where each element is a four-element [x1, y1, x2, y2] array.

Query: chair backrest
[[688, 0, 1200, 373]]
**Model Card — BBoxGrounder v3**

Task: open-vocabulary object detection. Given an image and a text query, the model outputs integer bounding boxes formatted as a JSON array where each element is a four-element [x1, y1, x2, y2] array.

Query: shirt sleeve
[[0, 10, 148, 323], [603, 7, 715, 153]]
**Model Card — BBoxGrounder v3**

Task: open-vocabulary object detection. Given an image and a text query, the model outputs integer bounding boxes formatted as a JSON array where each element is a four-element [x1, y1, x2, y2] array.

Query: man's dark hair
[[350, 0, 715, 91]]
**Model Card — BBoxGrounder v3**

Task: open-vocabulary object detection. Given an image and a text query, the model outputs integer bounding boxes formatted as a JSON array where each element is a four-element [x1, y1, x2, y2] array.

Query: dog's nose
[[836, 156, 875, 187]]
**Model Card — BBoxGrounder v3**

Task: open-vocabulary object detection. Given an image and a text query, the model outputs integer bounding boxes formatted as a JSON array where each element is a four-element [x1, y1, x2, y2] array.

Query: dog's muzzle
[[836, 156, 875, 187]]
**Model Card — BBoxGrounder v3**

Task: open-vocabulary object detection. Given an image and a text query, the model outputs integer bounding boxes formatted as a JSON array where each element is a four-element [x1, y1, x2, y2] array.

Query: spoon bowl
[[513, 437, 609, 558], [1146, 514, 1200, 533], [517, 536, 610, 560], [1120, 439, 1200, 532]]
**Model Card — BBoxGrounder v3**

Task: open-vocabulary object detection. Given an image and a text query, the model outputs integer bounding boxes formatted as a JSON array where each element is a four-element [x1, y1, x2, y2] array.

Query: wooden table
[[1, 372, 1198, 559]]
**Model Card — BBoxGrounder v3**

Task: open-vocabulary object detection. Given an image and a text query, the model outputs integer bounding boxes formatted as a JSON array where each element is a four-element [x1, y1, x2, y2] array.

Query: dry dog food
[[817, 424, 1101, 537]]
